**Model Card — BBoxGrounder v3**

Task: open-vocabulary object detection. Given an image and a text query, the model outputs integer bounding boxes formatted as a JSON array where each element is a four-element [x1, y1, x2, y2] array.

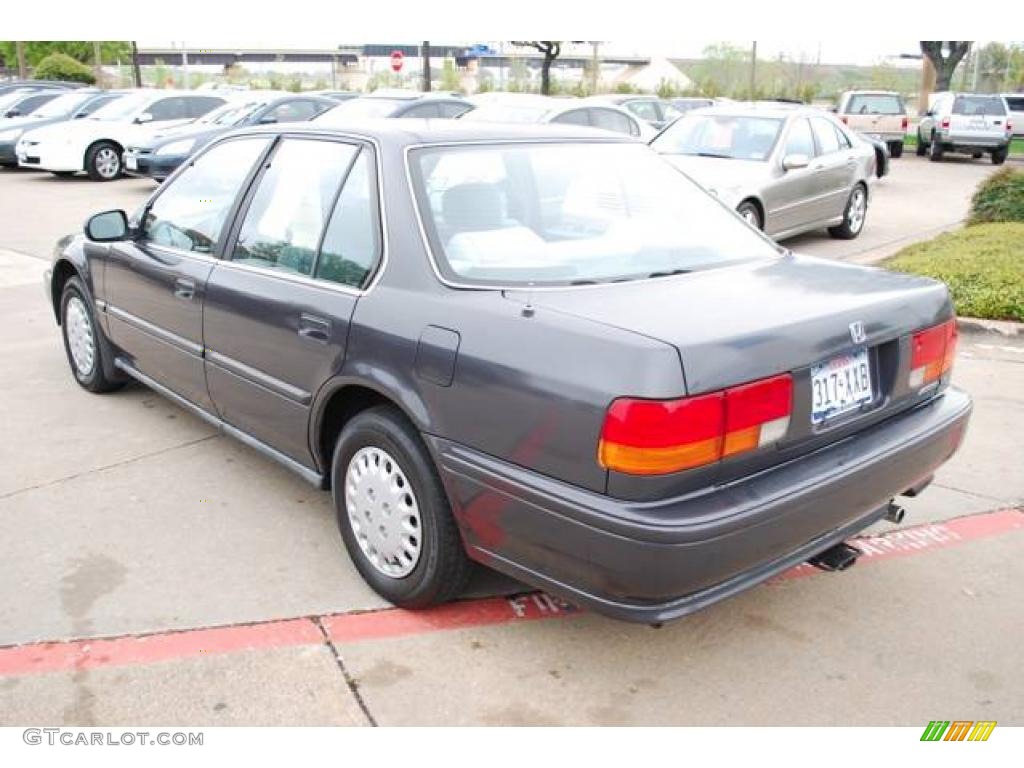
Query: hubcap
[[95, 147, 120, 178], [345, 447, 422, 578], [847, 189, 866, 233], [65, 296, 95, 376], [740, 206, 758, 227]]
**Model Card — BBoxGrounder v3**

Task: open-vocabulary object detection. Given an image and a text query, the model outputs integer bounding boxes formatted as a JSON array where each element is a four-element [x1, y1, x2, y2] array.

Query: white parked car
[[460, 93, 656, 140], [1002, 93, 1024, 138], [16, 90, 226, 180]]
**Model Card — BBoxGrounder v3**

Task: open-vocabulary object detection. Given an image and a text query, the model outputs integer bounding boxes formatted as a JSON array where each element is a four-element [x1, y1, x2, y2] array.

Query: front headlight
[[0, 128, 23, 141], [156, 139, 196, 157]]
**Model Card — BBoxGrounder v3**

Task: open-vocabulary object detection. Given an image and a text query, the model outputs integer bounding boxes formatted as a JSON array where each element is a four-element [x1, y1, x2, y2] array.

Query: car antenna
[[522, 282, 536, 318]]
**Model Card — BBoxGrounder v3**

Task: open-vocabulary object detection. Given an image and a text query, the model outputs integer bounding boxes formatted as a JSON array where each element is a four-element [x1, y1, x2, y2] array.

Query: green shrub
[[884, 222, 1024, 321], [968, 167, 1024, 225], [33, 53, 96, 84]]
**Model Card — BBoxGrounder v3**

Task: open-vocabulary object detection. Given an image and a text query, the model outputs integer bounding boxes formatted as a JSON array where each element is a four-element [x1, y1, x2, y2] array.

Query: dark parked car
[[47, 121, 971, 622], [0, 89, 125, 167], [0, 79, 81, 98], [315, 92, 474, 120], [123, 92, 339, 181], [0, 87, 63, 119]]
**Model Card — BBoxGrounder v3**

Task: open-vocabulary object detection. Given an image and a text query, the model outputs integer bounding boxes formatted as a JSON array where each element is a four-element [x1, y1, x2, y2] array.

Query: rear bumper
[[433, 387, 972, 623], [937, 134, 1010, 151]]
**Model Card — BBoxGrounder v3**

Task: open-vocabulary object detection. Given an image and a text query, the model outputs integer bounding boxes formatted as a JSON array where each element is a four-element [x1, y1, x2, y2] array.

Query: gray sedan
[[652, 104, 877, 241], [47, 121, 969, 622]]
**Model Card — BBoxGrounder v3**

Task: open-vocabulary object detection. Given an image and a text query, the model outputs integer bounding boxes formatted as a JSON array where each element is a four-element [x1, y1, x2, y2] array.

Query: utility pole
[[15, 41, 27, 79], [590, 41, 600, 94], [422, 41, 431, 92], [181, 43, 189, 89], [749, 41, 758, 98]]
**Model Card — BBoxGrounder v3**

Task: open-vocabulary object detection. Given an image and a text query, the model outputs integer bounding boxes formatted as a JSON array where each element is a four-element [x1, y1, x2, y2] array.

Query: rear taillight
[[1007, 121, 1013, 133], [840, 116, 848, 125], [598, 374, 793, 475], [941, 117, 950, 130], [901, 116, 909, 130], [909, 319, 957, 389]]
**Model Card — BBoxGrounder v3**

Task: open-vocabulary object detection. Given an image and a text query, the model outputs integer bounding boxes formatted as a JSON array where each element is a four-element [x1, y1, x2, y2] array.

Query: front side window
[[652, 114, 783, 161], [186, 96, 225, 118], [315, 98, 403, 121], [28, 91, 94, 118], [147, 97, 188, 122], [402, 103, 441, 118], [783, 117, 815, 157], [317, 150, 381, 288], [266, 100, 320, 122], [144, 138, 270, 254], [410, 142, 780, 287], [551, 109, 590, 127], [590, 108, 636, 136], [626, 100, 659, 121], [231, 139, 358, 276]]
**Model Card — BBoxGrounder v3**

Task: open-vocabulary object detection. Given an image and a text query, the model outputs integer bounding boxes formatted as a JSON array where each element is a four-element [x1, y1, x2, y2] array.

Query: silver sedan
[[652, 103, 876, 240]]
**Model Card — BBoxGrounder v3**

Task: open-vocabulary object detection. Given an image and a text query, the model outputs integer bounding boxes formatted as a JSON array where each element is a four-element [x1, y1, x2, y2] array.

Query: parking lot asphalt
[[1, 154, 1022, 725]]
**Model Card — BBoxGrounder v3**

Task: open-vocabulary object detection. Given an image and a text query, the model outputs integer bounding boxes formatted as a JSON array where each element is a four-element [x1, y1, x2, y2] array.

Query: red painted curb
[[0, 507, 1019, 678]]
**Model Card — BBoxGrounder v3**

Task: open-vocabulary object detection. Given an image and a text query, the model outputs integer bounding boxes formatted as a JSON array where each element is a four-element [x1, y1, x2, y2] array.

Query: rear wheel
[[736, 200, 763, 230], [992, 147, 1007, 165], [915, 130, 927, 156], [828, 184, 867, 240], [60, 276, 123, 393], [889, 141, 903, 158], [85, 141, 122, 181], [928, 133, 944, 162], [331, 406, 473, 609]]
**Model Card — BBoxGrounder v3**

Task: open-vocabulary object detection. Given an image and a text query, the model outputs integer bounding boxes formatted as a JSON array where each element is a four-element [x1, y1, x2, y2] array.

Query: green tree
[[440, 57, 461, 92], [32, 52, 95, 84], [0, 41, 130, 69], [511, 41, 582, 95]]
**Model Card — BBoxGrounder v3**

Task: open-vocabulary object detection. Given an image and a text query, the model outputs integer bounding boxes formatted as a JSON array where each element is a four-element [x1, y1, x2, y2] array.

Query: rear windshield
[[651, 114, 783, 161], [409, 142, 779, 287], [846, 94, 904, 115], [953, 96, 1006, 116]]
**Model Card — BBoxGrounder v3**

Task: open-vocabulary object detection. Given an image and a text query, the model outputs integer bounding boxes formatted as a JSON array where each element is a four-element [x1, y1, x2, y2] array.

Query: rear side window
[[186, 96, 225, 118], [317, 150, 381, 288], [232, 139, 358, 276], [79, 95, 117, 116], [810, 117, 840, 155], [438, 101, 472, 118], [953, 96, 1006, 116], [551, 109, 590, 127], [1005, 96, 1024, 112], [846, 94, 904, 115], [266, 99, 321, 122], [626, 100, 659, 121], [590, 108, 637, 136], [13, 93, 57, 114], [402, 103, 441, 118]]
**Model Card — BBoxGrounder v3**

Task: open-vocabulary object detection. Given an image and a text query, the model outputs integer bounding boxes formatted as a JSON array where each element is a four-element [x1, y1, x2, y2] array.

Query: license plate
[[125, 156, 137, 170], [811, 349, 873, 425]]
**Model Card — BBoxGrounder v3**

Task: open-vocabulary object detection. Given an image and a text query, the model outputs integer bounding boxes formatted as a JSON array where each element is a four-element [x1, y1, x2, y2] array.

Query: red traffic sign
[[390, 50, 404, 73]]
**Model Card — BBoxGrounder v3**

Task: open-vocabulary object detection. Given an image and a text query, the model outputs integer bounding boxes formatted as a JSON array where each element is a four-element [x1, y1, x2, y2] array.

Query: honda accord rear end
[[406, 138, 972, 622]]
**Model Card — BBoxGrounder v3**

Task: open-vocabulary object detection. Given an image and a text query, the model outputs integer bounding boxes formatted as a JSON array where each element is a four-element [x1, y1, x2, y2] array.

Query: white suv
[[16, 90, 225, 180], [917, 93, 1012, 164]]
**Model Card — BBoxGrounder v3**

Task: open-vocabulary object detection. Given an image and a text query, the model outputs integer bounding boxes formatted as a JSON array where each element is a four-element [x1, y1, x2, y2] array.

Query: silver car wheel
[[847, 188, 866, 234], [65, 296, 96, 377], [94, 147, 120, 178], [345, 446, 422, 578]]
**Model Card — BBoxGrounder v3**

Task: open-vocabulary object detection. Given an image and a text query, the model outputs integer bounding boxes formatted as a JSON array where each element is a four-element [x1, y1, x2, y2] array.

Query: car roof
[[687, 102, 811, 119], [235, 118, 637, 146]]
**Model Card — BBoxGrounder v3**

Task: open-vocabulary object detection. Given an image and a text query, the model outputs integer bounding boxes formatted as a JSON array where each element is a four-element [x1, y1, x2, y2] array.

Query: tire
[[736, 200, 763, 230], [828, 184, 868, 240], [331, 406, 472, 609], [915, 131, 927, 156], [928, 132, 944, 162], [889, 141, 903, 159], [85, 141, 122, 181], [992, 147, 1007, 165], [60, 276, 123, 393]]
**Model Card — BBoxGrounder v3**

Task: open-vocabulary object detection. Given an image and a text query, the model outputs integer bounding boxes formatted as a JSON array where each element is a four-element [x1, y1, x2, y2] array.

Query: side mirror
[[84, 210, 130, 242], [6, 108, 20, 117], [782, 153, 810, 171], [258, 115, 277, 124], [134, 112, 153, 124]]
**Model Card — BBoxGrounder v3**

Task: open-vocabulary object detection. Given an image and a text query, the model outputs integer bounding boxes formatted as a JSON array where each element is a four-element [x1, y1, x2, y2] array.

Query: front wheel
[[60, 276, 123, 393], [928, 133, 944, 162], [828, 184, 867, 240], [736, 200, 763, 230], [332, 406, 473, 609], [85, 141, 122, 181]]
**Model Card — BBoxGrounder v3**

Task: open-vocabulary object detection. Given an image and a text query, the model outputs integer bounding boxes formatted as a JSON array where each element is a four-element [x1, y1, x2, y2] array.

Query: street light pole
[[750, 41, 758, 98]]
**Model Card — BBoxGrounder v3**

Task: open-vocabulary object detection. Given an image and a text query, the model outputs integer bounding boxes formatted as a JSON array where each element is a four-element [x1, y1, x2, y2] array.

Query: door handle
[[174, 277, 195, 301], [297, 313, 332, 343]]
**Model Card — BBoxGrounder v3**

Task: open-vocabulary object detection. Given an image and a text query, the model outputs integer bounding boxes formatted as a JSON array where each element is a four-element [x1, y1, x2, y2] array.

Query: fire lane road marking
[[1, 507, 1020, 678]]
